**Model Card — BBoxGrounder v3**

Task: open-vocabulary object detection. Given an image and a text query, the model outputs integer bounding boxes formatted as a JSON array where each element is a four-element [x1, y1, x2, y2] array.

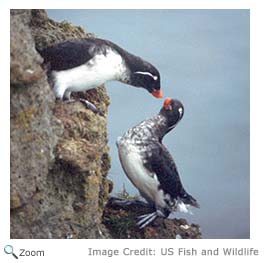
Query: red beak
[[164, 98, 172, 110], [151, 89, 163, 98]]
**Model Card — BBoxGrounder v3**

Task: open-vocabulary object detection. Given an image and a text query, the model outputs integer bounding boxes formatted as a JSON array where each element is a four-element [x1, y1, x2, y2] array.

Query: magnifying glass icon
[[4, 245, 18, 259]]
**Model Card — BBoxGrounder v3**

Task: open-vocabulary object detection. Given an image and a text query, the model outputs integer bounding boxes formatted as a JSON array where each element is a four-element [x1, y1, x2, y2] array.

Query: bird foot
[[137, 211, 158, 229], [61, 98, 104, 116], [136, 209, 167, 229], [79, 98, 104, 116]]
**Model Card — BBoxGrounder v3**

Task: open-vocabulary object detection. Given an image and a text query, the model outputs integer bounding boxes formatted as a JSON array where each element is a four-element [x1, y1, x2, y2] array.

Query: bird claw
[[79, 98, 104, 116], [136, 212, 158, 229], [61, 98, 104, 116]]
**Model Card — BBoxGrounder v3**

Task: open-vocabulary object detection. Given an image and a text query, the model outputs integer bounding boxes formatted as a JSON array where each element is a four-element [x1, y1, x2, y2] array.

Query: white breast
[[118, 143, 166, 208], [52, 49, 127, 98]]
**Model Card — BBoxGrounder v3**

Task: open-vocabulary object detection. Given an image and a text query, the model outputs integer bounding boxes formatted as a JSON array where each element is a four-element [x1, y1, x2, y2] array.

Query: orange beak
[[164, 98, 172, 110], [151, 89, 163, 98]]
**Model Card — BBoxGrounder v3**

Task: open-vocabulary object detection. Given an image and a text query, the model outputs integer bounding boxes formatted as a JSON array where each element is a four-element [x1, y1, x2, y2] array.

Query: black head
[[160, 98, 184, 131], [130, 63, 162, 98]]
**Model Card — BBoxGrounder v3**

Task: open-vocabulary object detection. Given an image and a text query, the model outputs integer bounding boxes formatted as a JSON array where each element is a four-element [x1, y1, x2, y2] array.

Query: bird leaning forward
[[38, 37, 163, 114]]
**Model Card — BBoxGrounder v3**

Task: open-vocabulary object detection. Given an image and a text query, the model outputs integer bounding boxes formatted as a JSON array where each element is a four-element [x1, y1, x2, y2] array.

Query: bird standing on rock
[[117, 98, 199, 228], [38, 37, 163, 114]]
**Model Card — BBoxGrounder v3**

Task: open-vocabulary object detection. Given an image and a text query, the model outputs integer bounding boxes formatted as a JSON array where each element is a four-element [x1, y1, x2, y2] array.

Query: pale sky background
[[47, 10, 250, 239]]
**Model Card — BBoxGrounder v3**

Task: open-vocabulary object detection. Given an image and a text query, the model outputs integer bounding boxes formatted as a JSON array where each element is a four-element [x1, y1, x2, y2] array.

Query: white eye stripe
[[134, 71, 158, 81]]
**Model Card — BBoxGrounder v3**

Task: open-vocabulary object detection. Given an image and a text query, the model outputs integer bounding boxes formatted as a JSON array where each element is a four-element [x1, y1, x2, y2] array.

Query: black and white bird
[[117, 98, 199, 228], [39, 38, 162, 113]]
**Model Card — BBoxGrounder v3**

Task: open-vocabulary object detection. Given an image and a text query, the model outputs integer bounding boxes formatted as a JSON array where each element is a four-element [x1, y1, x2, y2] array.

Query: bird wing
[[39, 38, 108, 71], [143, 142, 184, 199]]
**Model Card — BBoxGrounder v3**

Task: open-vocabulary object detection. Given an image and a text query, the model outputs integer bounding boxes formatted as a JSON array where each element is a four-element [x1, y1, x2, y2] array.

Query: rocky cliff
[[11, 9, 111, 238], [10, 9, 201, 239]]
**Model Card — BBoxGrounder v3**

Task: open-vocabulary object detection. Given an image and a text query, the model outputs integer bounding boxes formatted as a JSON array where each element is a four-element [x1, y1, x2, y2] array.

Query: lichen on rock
[[10, 9, 111, 239]]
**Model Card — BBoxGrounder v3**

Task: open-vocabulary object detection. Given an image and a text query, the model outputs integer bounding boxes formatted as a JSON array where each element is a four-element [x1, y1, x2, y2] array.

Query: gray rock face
[[10, 9, 111, 238]]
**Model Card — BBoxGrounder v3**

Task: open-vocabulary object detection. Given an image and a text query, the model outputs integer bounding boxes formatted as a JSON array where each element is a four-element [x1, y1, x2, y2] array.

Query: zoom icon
[[4, 245, 18, 259]]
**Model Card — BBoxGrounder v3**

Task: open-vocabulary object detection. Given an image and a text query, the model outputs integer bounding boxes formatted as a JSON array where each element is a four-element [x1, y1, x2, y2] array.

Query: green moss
[[13, 107, 37, 129], [103, 213, 136, 238]]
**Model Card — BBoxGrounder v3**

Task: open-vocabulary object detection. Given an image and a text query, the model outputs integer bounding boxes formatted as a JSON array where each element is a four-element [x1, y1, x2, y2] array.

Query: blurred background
[[48, 9, 250, 239]]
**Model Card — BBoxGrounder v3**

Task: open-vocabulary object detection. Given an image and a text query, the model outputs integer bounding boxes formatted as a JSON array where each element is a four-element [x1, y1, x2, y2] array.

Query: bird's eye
[[178, 107, 183, 116]]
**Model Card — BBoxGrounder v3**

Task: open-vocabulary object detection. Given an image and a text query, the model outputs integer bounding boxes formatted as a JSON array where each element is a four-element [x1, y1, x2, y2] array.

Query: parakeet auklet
[[38, 38, 162, 113], [117, 98, 199, 228]]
